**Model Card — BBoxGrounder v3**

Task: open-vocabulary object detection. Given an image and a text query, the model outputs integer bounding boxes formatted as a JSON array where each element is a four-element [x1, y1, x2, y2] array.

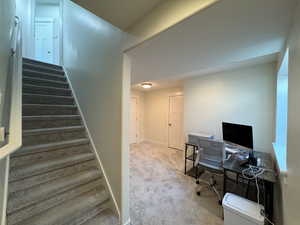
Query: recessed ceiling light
[[141, 82, 152, 89]]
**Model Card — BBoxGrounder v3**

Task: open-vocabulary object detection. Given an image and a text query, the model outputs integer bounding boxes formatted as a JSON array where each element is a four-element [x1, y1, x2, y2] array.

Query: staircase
[[6, 58, 119, 225]]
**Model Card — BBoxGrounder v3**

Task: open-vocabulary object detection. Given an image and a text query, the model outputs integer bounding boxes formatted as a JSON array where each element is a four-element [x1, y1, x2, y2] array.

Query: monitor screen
[[222, 122, 253, 149]]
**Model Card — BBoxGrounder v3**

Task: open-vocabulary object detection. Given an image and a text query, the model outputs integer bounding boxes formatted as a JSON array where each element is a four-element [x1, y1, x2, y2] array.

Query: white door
[[168, 95, 184, 150], [35, 18, 54, 64], [130, 97, 139, 144]]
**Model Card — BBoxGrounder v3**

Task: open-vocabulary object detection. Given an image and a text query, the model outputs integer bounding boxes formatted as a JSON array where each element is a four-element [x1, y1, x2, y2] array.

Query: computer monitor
[[222, 122, 253, 149]]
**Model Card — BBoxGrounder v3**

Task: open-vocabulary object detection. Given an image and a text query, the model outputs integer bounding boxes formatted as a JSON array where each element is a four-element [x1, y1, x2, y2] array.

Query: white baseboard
[[63, 67, 120, 218]]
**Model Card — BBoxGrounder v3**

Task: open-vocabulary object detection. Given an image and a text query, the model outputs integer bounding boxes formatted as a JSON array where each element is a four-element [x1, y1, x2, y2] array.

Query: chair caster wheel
[[196, 180, 200, 184], [197, 191, 201, 196]]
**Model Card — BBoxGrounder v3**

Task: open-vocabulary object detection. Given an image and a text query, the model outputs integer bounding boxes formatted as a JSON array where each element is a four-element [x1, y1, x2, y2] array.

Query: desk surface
[[223, 151, 277, 183]]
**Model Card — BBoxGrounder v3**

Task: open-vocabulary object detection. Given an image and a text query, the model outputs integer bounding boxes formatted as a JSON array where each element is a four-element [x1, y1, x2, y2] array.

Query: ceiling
[[127, 0, 297, 84], [132, 79, 183, 92], [71, 0, 165, 30]]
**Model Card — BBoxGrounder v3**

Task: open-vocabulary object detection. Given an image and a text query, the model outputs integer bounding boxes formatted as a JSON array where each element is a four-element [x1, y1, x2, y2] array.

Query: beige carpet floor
[[130, 142, 224, 225]]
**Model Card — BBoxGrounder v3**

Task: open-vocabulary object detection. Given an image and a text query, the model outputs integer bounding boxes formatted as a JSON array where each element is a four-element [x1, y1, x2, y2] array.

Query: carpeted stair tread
[[23, 76, 69, 88], [82, 209, 119, 225], [23, 84, 72, 96], [9, 160, 98, 194], [10, 153, 95, 181], [23, 126, 85, 136], [14, 189, 110, 225], [23, 104, 78, 116], [12, 138, 89, 157], [7, 180, 104, 225], [23, 115, 81, 121], [23, 93, 74, 105], [8, 169, 102, 214], [23, 58, 63, 69], [23, 69, 67, 82]]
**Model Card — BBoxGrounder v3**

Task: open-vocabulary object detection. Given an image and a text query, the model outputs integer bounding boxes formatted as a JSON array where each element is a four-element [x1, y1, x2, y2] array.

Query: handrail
[[0, 16, 22, 160]]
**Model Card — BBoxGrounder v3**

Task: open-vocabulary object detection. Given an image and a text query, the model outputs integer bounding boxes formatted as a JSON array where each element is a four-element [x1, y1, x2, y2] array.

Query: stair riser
[[23, 85, 72, 96], [23, 106, 78, 116], [23, 77, 69, 89], [7, 182, 103, 225], [10, 144, 91, 168], [23, 118, 81, 129], [9, 160, 98, 193], [10, 154, 94, 182], [23, 95, 74, 105], [23, 70, 66, 82], [23, 59, 62, 70], [8, 172, 102, 214], [23, 130, 86, 146]]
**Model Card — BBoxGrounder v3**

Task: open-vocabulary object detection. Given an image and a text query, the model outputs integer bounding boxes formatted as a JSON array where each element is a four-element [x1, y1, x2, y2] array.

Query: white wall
[[131, 90, 145, 143], [0, 0, 16, 222], [62, 0, 128, 223], [16, 0, 35, 59], [143, 87, 183, 146], [184, 62, 276, 153]]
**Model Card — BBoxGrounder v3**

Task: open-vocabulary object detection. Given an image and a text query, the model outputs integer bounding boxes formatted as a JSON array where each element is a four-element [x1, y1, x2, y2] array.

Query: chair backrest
[[198, 139, 225, 164], [188, 134, 224, 164]]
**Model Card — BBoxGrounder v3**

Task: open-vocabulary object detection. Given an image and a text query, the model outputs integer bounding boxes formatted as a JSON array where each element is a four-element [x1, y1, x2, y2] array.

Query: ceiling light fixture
[[141, 82, 152, 89]]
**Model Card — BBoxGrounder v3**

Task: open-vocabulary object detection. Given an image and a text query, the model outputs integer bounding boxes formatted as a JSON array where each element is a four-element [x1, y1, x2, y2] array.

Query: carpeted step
[[23, 58, 63, 73], [9, 152, 94, 182], [9, 160, 98, 194], [14, 188, 110, 225], [23, 69, 67, 82], [23, 84, 72, 96], [82, 209, 119, 225], [22, 126, 86, 146], [22, 115, 81, 129], [12, 138, 89, 157], [23, 93, 74, 105], [7, 180, 104, 225], [23, 104, 78, 116], [7, 169, 102, 214], [23, 76, 69, 89], [10, 143, 90, 168]]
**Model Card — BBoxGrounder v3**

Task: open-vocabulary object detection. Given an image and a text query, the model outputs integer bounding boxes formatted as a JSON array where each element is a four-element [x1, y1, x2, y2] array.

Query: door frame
[[130, 96, 140, 144], [168, 93, 184, 150], [32, 0, 63, 65]]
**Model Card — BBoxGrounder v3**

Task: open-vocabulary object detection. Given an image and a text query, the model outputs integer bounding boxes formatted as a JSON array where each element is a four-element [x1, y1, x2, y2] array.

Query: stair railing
[[0, 16, 22, 159]]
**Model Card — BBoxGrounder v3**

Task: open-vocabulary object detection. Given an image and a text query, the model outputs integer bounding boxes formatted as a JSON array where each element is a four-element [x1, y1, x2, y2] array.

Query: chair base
[[196, 173, 222, 205]]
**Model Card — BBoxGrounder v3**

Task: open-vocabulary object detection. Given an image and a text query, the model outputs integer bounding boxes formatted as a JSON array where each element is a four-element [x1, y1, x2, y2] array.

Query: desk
[[223, 151, 277, 224]]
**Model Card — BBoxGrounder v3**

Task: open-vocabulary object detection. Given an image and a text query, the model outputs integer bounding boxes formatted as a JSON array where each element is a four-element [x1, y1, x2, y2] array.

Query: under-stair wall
[[62, 1, 129, 224]]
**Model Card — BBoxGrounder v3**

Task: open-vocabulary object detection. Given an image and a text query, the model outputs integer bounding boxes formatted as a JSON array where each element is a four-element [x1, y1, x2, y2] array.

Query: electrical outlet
[[0, 127, 5, 142]]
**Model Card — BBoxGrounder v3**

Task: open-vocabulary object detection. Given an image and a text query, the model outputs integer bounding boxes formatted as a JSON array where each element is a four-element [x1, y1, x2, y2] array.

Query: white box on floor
[[222, 193, 265, 225]]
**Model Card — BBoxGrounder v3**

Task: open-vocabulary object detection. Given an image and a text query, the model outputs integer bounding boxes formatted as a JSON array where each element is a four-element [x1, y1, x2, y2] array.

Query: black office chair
[[194, 138, 224, 205]]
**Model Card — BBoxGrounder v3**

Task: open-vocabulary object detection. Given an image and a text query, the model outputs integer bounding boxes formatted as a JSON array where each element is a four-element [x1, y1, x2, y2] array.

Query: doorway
[[34, 18, 55, 64], [34, 0, 62, 65], [168, 95, 184, 150]]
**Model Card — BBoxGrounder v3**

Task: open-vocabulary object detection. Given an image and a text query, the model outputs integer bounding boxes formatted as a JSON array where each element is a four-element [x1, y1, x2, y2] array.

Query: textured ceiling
[[127, 0, 297, 84]]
